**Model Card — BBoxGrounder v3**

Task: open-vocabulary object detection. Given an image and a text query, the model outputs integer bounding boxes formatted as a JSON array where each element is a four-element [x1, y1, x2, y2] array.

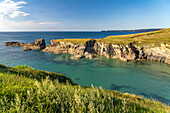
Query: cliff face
[[5, 38, 170, 64], [43, 40, 170, 64]]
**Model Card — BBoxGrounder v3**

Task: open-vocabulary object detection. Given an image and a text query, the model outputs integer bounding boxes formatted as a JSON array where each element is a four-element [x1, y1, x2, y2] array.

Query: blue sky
[[0, 0, 170, 31]]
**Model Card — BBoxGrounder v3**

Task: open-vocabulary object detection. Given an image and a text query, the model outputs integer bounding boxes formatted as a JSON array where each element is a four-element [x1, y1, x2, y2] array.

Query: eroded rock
[[5, 39, 46, 51], [5, 38, 170, 64]]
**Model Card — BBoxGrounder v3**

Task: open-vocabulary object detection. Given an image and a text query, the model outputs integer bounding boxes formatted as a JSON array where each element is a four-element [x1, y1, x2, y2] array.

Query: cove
[[0, 32, 170, 105]]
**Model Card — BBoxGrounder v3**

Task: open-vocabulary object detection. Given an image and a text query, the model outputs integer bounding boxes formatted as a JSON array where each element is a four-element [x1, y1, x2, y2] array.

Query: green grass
[[0, 64, 170, 112], [53, 28, 170, 47], [0, 64, 75, 85]]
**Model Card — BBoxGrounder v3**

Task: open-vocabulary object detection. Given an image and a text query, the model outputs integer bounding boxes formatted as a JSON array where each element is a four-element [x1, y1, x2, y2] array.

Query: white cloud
[[0, 18, 64, 31], [9, 11, 29, 18], [0, 0, 64, 31], [0, 0, 29, 19], [39, 22, 64, 25]]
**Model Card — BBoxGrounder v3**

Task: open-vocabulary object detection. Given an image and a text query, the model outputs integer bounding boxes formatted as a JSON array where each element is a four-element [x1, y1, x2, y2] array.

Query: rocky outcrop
[[5, 39, 170, 64], [43, 40, 97, 60], [5, 42, 25, 47], [43, 40, 86, 59], [93, 42, 140, 61], [5, 39, 46, 51], [142, 47, 170, 64], [43, 40, 170, 64]]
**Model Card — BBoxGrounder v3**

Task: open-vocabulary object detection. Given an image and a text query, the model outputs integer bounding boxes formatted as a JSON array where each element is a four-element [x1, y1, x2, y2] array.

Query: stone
[[71, 55, 84, 60]]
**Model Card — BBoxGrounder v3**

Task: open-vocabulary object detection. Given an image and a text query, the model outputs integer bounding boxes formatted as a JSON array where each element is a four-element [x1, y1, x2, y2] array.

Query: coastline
[[2, 29, 170, 112], [5, 28, 170, 64]]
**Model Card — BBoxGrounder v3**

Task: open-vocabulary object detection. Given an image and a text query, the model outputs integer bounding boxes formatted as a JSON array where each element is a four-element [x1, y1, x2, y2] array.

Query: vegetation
[[55, 28, 170, 47], [0, 64, 74, 85], [51, 38, 93, 44], [0, 64, 170, 112]]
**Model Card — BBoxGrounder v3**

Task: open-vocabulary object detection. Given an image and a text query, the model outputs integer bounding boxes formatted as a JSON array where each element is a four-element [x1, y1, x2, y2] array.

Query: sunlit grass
[[52, 28, 170, 47], [0, 64, 169, 112]]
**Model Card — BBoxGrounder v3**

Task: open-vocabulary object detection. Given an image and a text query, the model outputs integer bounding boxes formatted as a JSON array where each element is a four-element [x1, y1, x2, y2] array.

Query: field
[[55, 28, 170, 47], [0, 64, 169, 112]]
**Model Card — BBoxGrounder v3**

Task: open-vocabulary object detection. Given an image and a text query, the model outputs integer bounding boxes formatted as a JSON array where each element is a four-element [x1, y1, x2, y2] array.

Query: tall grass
[[0, 64, 169, 112]]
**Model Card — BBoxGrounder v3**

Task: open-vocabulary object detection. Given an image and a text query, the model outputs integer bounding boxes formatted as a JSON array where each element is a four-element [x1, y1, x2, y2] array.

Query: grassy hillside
[[55, 28, 170, 47], [0, 64, 75, 85], [0, 64, 169, 112]]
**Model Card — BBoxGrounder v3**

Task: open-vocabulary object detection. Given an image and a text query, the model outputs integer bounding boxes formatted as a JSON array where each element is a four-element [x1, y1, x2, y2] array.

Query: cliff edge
[[5, 29, 170, 64]]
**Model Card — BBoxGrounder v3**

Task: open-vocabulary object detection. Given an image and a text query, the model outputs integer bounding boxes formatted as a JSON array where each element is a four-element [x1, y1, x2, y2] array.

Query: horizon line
[[0, 28, 165, 32]]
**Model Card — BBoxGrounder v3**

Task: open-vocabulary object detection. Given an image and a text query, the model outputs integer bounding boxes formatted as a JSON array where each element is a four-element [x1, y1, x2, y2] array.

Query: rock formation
[[5, 39, 170, 64], [43, 40, 170, 64], [5, 42, 25, 47], [5, 39, 46, 51]]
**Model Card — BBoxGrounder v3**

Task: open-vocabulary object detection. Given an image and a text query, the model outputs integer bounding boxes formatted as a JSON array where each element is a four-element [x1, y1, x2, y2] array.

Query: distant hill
[[101, 28, 162, 32]]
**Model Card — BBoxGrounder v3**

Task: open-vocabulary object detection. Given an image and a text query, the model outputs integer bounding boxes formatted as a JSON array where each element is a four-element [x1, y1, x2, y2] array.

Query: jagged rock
[[43, 41, 85, 55], [142, 47, 170, 64], [5, 38, 170, 64], [35, 39, 46, 49], [24, 39, 46, 50], [84, 40, 96, 53], [5, 42, 25, 47], [5, 39, 46, 51]]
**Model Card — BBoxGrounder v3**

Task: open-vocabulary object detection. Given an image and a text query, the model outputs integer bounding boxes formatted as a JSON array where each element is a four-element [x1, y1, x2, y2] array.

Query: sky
[[0, 0, 170, 31]]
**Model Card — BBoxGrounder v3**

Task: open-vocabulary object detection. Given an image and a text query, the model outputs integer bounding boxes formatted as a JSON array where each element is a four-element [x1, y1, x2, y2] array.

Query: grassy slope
[[0, 64, 169, 112], [54, 28, 170, 47], [0, 64, 75, 85]]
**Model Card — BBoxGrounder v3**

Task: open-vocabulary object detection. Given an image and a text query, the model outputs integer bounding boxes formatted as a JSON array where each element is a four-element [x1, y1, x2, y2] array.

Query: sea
[[0, 31, 170, 104]]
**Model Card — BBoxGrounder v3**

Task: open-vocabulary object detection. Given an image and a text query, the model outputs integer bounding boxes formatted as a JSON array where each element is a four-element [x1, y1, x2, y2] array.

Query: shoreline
[[5, 28, 170, 64]]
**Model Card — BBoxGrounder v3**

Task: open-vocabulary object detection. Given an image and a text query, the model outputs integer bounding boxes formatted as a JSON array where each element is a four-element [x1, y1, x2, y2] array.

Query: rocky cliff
[[5, 38, 170, 64], [43, 39, 170, 64]]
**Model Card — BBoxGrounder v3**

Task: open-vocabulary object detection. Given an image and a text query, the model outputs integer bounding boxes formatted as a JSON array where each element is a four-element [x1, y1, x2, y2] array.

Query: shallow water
[[0, 32, 170, 104]]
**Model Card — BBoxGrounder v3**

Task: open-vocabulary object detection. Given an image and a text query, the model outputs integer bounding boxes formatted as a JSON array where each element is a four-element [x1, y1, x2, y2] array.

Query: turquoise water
[[0, 32, 170, 104]]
